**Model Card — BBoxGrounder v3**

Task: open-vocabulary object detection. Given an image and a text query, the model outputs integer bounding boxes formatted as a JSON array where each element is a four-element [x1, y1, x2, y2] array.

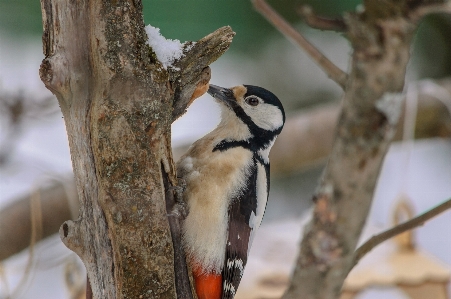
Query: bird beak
[[207, 84, 236, 108]]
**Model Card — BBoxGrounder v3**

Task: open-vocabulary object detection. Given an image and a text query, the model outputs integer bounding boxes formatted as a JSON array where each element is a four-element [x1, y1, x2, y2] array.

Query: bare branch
[[0, 180, 76, 261], [409, 2, 451, 23], [353, 198, 451, 266], [297, 5, 347, 32], [252, 0, 348, 89], [0, 91, 58, 166]]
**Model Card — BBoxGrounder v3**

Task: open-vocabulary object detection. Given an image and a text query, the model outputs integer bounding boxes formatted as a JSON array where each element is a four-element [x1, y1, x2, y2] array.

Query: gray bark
[[39, 0, 233, 298], [281, 2, 451, 299]]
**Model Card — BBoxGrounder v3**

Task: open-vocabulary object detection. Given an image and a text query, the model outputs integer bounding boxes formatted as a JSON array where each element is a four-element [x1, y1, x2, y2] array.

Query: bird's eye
[[245, 96, 259, 106]]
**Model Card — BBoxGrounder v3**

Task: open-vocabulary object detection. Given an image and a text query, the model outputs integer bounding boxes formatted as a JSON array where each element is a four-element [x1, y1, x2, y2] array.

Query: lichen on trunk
[[39, 0, 233, 298]]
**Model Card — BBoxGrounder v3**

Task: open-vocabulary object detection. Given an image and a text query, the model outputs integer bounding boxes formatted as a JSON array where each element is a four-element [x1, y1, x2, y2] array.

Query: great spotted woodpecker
[[177, 84, 285, 299]]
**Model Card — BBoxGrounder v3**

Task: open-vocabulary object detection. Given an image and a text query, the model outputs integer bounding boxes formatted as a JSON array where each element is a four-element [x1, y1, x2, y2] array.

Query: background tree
[[252, 1, 451, 298]]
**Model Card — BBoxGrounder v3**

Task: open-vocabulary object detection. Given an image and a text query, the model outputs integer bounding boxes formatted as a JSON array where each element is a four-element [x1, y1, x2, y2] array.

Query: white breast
[[179, 146, 253, 274]]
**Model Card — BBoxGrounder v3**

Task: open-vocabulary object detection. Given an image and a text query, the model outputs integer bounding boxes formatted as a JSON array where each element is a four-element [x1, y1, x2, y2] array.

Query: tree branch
[[297, 5, 347, 32], [353, 198, 451, 266], [0, 180, 76, 261], [252, 0, 348, 89], [409, 2, 451, 23], [170, 26, 235, 121]]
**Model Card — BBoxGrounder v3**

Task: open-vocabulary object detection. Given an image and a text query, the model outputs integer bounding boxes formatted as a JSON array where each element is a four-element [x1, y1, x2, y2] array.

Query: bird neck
[[212, 108, 280, 155]]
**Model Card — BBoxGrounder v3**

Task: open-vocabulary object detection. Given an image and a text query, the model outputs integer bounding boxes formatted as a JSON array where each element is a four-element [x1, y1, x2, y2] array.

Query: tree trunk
[[279, 2, 451, 299], [39, 1, 233, 298]]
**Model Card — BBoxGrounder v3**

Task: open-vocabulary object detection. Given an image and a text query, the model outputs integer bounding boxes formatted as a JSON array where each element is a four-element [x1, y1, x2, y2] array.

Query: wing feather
[[222, 161, 258, 299]]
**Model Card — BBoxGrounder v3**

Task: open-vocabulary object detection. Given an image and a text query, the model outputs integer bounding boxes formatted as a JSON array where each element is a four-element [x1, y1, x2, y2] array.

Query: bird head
[[207, 84, 285, 139]]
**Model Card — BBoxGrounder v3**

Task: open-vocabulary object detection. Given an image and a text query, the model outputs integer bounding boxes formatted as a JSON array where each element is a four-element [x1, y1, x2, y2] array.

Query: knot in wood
[[310, 230, 343, 271]]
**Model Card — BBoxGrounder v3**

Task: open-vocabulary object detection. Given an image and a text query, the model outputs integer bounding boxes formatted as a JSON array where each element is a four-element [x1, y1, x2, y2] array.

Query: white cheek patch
[[244, 103, 283, 131]]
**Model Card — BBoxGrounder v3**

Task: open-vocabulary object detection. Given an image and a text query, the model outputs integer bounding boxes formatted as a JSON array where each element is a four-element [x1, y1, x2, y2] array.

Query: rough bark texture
[[170, 26, 235, 121], [285, 19, 412, 299], [39, 0, 233, 298], [281, 2, 451, 299]]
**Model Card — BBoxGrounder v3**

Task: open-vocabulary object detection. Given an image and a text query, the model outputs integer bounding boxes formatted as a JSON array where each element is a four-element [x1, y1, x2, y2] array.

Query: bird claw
[[167, 201, 188, 219], [167, 178, 188, 219], [170, 178, 186, 204]]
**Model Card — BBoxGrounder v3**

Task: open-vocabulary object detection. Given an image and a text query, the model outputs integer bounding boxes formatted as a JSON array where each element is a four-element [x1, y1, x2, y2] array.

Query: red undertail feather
[[193, 265, 222, 299]]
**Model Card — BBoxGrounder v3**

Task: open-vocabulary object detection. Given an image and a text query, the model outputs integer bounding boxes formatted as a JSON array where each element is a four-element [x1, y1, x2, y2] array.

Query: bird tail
[[192, 265, 222, 299]]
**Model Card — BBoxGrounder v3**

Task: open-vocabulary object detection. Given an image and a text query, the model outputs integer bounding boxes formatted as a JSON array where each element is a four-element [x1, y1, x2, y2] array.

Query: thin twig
[[353, 198, 451, 266], [297, 5, 347, 32], [252, 0, 348, 89], [409, 2, 451, 23]]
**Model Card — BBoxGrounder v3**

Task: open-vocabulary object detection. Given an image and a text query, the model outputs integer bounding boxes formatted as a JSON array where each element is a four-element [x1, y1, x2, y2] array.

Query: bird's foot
[[171, 178, 186, 203], [168, 178, 188, 219], [167, 201, 188, 219]]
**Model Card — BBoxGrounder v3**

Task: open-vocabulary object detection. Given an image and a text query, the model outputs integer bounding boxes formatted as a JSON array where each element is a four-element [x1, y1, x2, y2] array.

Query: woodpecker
[[177, 84, 285, 299]]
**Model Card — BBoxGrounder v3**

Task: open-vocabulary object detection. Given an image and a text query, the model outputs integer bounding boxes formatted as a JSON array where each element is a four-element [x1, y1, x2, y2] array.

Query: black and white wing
[[222, 160, 268, 299]]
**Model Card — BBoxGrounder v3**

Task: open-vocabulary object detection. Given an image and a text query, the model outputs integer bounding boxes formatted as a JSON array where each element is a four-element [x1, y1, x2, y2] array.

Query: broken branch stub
[[39, 0, 233, 298], [252, 0, 349, 89], [170, 26, 235, 121], [297, 5, 347, 32]]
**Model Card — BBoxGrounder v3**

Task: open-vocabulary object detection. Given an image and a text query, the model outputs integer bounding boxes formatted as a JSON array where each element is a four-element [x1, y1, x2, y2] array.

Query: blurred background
[[0, 0, 450, 298]]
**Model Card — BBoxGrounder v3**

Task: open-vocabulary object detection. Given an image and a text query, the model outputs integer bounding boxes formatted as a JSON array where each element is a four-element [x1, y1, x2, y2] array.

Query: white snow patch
[[145, 25, 191, 69], [375, 92, 404, 125]]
